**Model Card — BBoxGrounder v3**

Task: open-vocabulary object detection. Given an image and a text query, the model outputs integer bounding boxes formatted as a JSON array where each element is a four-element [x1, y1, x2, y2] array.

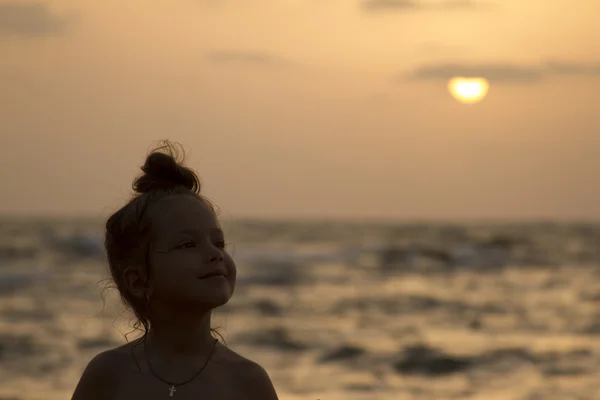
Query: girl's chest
[[113, 367, 240, 400]]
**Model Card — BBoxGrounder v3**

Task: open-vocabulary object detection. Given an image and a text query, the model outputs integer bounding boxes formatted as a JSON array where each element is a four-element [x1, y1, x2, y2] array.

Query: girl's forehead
[[150, 195, 219, 232]]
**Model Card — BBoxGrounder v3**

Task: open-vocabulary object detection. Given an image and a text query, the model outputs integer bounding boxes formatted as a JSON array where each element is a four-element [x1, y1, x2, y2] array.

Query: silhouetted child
[[72, 141, 279, 400]]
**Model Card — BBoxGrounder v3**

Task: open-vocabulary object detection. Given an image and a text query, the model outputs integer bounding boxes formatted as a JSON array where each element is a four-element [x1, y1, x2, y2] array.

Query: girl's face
[[145, 194, 236, 310]]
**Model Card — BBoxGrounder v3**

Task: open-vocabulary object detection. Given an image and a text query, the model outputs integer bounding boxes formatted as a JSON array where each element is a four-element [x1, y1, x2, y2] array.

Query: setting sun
[[448, 77, 489, 104]]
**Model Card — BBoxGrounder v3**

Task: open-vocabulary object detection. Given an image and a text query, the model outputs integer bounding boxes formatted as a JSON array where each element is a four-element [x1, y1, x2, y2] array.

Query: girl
[[72, 141, 279, 400]]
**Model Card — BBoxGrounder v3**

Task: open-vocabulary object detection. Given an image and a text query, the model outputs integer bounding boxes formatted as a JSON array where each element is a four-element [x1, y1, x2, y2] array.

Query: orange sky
[[1, 0, 599, 221]]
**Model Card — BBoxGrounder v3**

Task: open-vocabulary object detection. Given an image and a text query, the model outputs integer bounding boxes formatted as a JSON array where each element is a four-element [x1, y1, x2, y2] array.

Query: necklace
[[144, 338, 218, 397]]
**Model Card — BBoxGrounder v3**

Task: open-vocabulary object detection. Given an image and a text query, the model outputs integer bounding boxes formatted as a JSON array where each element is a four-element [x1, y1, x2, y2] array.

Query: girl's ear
[[123, 266, 147, 299]]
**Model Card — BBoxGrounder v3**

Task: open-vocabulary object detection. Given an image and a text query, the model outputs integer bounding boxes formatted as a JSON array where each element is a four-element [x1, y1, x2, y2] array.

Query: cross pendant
[[169, 385, 176, 397]]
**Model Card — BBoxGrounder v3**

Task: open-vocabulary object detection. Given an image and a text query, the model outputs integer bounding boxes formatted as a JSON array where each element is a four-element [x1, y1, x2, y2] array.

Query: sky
[[1, 0, 599, 221]]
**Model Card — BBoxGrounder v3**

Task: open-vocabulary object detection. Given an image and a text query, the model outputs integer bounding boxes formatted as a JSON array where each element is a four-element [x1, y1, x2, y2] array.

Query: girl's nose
[[209, 254, 224, 262], [208, 246, 224, 263]]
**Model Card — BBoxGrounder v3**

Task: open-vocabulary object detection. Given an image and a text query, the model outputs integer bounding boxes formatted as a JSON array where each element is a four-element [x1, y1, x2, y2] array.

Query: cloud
[[546, 62, 600, 77], [205, 50, 289, 67], [403, 61, 600, 84], [362, 0, 488, 12], [406, 63, 543, 83], [0, 2, 70, 37]]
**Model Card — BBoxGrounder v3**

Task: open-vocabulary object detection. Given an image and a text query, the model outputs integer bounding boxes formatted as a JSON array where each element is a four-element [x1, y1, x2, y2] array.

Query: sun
[[448, 77, 489, 104]]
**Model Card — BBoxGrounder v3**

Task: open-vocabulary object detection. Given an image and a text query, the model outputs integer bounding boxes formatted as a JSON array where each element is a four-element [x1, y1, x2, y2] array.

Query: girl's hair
[[103, 140, 225, 351]]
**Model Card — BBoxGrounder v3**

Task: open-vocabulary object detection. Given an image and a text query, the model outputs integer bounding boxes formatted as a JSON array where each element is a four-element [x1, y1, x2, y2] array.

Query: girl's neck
[[145, 310, 215, 360]]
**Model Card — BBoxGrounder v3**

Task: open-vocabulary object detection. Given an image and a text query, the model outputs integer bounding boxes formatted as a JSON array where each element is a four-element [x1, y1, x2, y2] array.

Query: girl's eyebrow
[[174, 228, 224, 236]]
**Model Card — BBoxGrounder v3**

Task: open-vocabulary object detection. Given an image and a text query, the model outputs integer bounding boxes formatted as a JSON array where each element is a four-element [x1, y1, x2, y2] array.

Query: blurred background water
[[2, 217, 600, 399]]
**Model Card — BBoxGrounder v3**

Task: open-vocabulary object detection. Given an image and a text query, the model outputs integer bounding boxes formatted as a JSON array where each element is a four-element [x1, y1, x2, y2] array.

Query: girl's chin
[[161, 280, 234, 310], [194, 287, 233, 308]]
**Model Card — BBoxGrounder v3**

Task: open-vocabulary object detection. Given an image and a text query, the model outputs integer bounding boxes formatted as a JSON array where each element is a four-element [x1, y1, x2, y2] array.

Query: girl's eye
[[176, 241, 197, 249], [175, 241, 227, 250]]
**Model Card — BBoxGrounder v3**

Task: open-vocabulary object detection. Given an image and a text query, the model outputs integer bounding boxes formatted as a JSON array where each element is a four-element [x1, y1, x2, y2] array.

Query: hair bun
[[132, 141, 201, 194]]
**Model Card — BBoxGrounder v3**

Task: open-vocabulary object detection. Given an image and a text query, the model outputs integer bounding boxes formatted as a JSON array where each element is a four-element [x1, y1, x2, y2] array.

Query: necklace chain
[[144, 338, 218, 391]]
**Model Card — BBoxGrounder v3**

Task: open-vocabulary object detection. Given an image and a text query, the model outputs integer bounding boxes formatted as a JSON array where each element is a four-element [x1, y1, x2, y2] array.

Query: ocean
[[1, 218, 600, 399]]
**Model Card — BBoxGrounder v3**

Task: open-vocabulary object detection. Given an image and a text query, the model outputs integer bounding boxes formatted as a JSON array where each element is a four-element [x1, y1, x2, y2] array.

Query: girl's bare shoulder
[[214, 344, 279, 400], [71, 344, 135, 400], [213, 342, 261, 371]]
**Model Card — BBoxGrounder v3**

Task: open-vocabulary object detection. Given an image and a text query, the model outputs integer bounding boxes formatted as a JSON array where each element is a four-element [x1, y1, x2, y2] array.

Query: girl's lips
[[198, 269, 227, 279]]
